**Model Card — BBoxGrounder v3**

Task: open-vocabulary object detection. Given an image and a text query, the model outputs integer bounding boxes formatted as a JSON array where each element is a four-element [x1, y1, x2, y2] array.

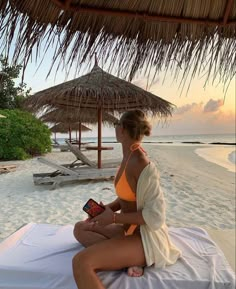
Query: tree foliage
[[0, 109, 52, 160], [0, 56, 31, 109]]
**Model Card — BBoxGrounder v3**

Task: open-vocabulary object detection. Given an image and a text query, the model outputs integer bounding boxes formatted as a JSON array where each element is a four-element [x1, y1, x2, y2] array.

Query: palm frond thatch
[[27, 64, 174, 168], [25, 65, 174, 118], [50, 122, 91, 133], [0, 0, 235, 86], [40, 107, 118, 126]]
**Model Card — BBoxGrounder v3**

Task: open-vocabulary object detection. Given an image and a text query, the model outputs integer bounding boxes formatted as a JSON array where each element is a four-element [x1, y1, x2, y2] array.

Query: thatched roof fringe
[[0, 0, 8, 13], [1, 1, 235, 86], [40, 107, 118, 126], [50, 122, 91, 133]]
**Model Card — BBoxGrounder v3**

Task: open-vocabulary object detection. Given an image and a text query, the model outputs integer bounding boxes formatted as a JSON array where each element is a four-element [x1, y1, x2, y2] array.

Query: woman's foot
[[127, 266, 144, 277]]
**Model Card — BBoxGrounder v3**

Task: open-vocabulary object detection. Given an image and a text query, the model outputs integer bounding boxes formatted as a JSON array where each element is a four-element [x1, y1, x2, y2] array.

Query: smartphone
[[83, 198, 105, 218]]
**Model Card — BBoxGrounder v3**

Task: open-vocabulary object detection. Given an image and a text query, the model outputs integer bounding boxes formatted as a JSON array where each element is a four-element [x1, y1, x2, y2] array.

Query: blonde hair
[[120, 110, 152, 141]]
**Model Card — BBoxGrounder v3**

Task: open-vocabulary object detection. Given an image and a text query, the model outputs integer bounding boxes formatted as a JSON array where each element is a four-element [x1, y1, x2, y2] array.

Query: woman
[[72, 109, 181, 289]]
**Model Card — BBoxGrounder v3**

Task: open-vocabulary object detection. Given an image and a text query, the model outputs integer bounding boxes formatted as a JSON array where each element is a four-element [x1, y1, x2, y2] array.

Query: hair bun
[[120, 109, 152, 141]]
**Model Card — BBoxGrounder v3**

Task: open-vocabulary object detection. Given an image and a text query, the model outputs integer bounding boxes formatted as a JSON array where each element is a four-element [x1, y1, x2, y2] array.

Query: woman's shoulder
[[139, 161, 159, 179], [128, 153, 149, 173], [124, 155, 147, 185]]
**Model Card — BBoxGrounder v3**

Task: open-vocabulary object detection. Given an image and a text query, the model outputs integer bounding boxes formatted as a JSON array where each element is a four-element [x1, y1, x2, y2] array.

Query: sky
[[3, 36, 235, 138], [14, 54, 235, 138], [134, 73, 236, 136]]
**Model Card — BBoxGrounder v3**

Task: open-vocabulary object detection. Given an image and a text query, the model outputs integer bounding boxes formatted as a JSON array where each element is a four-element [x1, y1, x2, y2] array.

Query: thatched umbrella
[[25, 64, 174, 168], [50, 122, 91, 145], [0, 1, 235, 85], [41, 107, 117, 148], [40, 108, 118, 126]]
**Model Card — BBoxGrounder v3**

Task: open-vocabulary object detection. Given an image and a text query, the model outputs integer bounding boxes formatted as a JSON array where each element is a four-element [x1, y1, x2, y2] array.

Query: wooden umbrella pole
[[69, 125, 72, 142], [79, 123, 82, 150], [97, 107, 102, 168]]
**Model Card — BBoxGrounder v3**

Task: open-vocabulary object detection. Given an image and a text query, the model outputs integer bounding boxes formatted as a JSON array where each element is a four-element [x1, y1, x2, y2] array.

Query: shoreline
[[149, 144, 235, 228], [195, 146, 235, 173], [96, 141, 236, 145]]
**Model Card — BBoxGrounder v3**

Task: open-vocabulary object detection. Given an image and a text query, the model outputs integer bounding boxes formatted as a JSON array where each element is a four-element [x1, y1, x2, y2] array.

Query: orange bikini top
[[115, 143, 146, 202]]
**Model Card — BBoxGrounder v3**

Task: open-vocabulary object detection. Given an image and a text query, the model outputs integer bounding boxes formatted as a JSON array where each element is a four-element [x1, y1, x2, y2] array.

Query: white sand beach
[[0, 143, 235, 270]]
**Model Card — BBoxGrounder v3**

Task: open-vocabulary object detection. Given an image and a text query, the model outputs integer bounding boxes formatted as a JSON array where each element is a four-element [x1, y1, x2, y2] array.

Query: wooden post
[[75, 130, 78, 141], [97, 107, 102, 168], [79, 123, 82, 150], [69, 125, 72, 142]]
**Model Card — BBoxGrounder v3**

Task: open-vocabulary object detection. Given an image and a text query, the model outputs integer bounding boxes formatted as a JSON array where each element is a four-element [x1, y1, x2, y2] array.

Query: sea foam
[[195, 146, 236, 173], [228, 150, 236, 165]]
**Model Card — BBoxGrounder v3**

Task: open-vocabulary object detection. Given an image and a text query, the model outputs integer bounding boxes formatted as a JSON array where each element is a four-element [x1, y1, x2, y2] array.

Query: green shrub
[[0, 109, 51, 160]]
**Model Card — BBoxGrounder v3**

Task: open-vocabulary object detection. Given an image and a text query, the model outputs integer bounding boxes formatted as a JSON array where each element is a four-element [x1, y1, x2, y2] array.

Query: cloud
[[152, 99, 235, 135], [203, 99, 224, 113], [174, 103, 202, 115], [173, 99, 225, 116]]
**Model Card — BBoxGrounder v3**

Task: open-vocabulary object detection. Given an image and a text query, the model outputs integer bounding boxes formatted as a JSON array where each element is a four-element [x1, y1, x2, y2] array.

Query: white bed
[[0, 223, 234, 289]]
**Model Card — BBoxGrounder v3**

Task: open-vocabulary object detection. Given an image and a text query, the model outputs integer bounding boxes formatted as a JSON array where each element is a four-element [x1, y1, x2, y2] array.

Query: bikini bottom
[[125, 224, 138, 236]]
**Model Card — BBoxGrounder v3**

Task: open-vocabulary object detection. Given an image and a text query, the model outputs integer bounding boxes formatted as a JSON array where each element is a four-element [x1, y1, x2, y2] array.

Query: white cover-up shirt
[[137, 162, 181, 268]]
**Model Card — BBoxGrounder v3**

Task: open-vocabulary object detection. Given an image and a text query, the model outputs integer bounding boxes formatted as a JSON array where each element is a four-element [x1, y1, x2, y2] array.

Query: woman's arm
[[114, 210, 145, 225], [91, 207, 145, 226], [105, 197, 121, 212]]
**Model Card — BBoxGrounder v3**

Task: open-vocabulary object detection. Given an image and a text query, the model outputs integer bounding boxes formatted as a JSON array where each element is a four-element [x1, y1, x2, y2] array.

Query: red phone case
[[83, 198, 105, 217]]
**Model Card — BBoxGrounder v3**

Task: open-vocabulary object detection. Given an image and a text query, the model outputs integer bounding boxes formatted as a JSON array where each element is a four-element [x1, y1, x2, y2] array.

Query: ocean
[[54, 133, 235, 145], [53, 133, 236, 171]]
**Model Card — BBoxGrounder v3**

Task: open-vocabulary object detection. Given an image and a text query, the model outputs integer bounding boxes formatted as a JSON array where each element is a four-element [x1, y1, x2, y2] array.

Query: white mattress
[[0, 223, 234, 289]]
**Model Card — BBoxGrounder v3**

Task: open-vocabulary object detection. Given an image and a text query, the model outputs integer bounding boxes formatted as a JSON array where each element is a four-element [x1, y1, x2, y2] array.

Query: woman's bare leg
[[72, 234, 146, 289], [73, 221, 125, 247], [74, 221, 144, 277]]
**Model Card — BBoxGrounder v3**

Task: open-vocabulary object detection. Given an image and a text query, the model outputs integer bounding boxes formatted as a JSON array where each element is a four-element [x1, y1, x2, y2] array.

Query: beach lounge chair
[[0, 223, 234, 289], [0, 164, 16, 174], [65, 140, 120, 168], [33, 157, 117, 187]]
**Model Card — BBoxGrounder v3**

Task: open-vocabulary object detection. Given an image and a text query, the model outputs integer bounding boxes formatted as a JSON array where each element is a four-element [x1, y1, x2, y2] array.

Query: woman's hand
[[90, 205, 114, 227]]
